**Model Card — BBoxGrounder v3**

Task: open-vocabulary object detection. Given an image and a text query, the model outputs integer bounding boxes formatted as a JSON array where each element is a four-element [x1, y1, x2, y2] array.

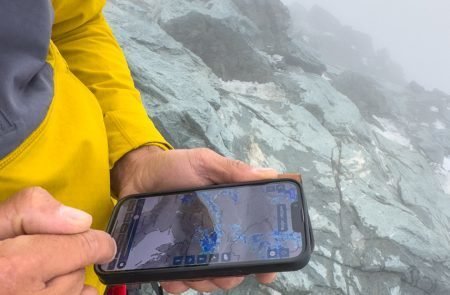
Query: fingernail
[[109, 234, 118, 260], [59, 205, 92, 222], [252, 167, 278, 174]]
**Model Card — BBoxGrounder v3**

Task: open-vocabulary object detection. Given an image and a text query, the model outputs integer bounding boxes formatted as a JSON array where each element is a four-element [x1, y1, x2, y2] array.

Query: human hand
[[0, 187, 116, 295], [111, 147, 279, 293]]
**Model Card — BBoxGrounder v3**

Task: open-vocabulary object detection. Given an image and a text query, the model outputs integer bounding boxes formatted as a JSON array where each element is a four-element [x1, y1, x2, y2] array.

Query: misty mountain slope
[[287, 3, 404, 85], [104, 0, 450, 294]]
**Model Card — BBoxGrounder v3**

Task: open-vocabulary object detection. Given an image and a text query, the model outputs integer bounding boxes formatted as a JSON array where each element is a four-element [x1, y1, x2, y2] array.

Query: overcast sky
[[283, 0, 450, 94]]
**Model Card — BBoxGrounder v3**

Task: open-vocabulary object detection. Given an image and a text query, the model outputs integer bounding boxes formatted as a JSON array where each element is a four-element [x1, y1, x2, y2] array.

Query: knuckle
[[194, 148, 214, 168], [228, 158, 246, 168], [196, 148, 214, 162], [78, 231, 100, 256], [20, 186, 47, 199], [16, 187, 51, 208], [76, 231, 115, 265]]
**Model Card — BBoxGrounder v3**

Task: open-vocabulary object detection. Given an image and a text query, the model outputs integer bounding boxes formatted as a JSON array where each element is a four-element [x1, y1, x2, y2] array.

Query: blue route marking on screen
[[197, 228, 218, 253], [181, 194, 195, 205], [199, 191, 224, 244]]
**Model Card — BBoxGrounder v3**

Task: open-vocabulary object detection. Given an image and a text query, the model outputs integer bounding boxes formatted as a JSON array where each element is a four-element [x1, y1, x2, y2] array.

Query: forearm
[[110, 145, 165, 198]]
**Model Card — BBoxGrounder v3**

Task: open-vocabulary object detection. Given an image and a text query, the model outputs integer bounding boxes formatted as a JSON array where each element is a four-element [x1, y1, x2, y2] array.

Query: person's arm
[[51, 0, 172, 169]]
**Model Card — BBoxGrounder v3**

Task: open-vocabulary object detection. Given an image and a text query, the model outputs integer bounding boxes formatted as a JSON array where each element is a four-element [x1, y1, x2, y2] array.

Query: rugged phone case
[[95, 174, 315, 285]]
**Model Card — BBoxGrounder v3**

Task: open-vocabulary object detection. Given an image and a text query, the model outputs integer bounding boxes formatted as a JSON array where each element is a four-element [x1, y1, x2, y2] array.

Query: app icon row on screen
[[173, 253, 232, 266], [267, 247, 290, 258]]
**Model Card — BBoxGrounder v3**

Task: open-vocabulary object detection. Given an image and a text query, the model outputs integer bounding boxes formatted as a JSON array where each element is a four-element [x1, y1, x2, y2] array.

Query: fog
[[284, 0, 450, 93]]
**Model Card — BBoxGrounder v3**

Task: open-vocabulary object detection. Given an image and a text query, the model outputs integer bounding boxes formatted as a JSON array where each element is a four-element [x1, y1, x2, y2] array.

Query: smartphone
[[95, 179, 314, 285]]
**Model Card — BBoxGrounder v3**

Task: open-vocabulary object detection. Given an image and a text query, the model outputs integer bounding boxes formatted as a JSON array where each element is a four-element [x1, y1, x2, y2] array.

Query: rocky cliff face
[[104, 0, 450, 294]]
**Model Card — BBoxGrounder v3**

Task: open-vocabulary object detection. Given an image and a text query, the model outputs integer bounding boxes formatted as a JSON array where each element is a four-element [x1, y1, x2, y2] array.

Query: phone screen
[[101, 181, 304, 272]]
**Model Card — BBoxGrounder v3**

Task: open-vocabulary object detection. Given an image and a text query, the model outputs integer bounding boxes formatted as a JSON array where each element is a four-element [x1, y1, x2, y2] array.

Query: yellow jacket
[[0, 0, 170, 291]]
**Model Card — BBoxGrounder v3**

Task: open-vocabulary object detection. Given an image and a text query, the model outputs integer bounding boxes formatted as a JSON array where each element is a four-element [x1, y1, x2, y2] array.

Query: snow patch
[[318, 246, 331, 257], [335, 250, 343, 263], [321, 73, 332, 81], [327, 202, 340, 214], [309, 261, 328, 279], [390, 286, 401, 295], [342, 150, 366, 171], [444, 157, 450, 171], [438, 157, 450, 194], [385, 255, 408, 271], [333, 263, 346, 291], [270, 54, 284, 64], [247, 139, 268, 168], [247, 138, 286, 172], [372, 116, 412, 148], [353, 275, 362, 291], [350, 225, 365, 249], [221, 80, 286, 102]]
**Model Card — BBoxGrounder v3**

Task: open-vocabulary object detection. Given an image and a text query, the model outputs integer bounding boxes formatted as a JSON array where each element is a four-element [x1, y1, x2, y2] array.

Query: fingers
[[3, 230, 116, 282], [161, 277, 245, 294], [211, 276, 245, 290], [114, 147, 279, 197], [255, 273, 277, 284], [0, 187, 92, 240], [161, 280, 219, 294], [183, 280, 220, 293], [160, 281, 190, 294], [192, 148, 278, 184], [43, 269, 85, 295]]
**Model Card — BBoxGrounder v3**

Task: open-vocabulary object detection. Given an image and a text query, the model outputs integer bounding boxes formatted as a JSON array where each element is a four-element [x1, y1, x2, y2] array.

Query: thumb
[[0, 187, 92, 240], [195, 149, 279, 184]]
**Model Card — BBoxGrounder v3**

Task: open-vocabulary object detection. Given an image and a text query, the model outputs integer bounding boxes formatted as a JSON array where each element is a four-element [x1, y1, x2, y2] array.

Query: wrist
[[110, 145, 164, 198]]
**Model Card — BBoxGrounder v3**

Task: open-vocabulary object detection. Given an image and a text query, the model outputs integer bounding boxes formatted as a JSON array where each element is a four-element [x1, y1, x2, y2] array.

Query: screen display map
[[102, 182, 303, 271]]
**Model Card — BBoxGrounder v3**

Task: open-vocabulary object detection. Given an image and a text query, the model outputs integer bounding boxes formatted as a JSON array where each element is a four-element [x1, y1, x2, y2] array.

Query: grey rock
[[231, 0, 326, 74], [162, 12, 274, 83], [104, 0, 450, 294], [331, 71, 391, 119]]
